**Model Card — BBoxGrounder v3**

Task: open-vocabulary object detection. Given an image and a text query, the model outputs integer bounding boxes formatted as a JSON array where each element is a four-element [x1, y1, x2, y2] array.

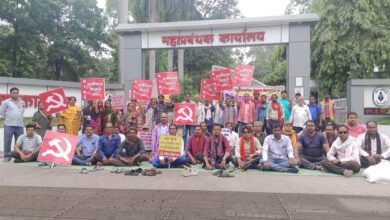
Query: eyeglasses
[[339, 131, 348, 134]]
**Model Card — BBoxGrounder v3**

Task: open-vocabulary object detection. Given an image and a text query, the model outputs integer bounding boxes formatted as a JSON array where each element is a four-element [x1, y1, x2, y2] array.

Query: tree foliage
[[0, 0, 111, 81]]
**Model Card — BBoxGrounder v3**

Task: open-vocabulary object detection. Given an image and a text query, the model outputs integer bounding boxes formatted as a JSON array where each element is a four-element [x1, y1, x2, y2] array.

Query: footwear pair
[[142, 168, 162, 176], [182, 168, 199, 177], [124, 168, 143, 176]]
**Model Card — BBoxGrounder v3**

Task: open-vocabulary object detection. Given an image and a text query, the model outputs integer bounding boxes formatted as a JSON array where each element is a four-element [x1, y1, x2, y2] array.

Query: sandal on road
[[124, 170, 140, 176], [142, 169, 157, 176], [90, 165, 104, 172], [217, 171, 234, 178], [80, 167, 89, 174], [182, 168, 199, 177]]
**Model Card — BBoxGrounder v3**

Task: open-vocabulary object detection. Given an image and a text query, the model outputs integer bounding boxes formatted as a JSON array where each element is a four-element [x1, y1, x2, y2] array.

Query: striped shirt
[[16, 133, 42, 152]]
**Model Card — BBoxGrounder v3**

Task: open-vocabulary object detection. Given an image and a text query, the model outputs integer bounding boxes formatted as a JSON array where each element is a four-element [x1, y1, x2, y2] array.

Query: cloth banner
[[137, 131, 152, 150]]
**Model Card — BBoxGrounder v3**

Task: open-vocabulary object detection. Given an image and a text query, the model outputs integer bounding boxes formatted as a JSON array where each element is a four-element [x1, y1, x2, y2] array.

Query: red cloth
[[187, 134, 206, 156]]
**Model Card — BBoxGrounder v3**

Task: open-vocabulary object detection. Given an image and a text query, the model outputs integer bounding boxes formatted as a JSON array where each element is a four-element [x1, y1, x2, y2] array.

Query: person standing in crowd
[[252, 90, 262, 107], [296, 120, 329, 170], [150, 113, 170, 163], [255, 94, 268, 130], [308, 95, 322, 129], [99, 100, 118, 134], [236, 92, 255, 136], [324, 123, 338, 147], [203, 124, 232, 170], [282, 122, 297, 151], [344, 112, 367, 138], [82, 100, 98, 134], [95, 100, 104, 135], [321, 125, 361, 177], [213, 97, 225, 127], [278, 90, 292, 123], [152, 124, 187, 168], [203, 100, 215, 132], [32, 101, 52, 138], [195, 95, 205, 126], [0, 87, 25, 162], [223, 97, 237, 129], [262, 125, 299, 173], [72, 125, 99, 166], [235, 126, 262, 170], [110, 127, 149, 167], [144, 97, 157, 130], [58, 96, 82, 135], [124, 102, 139, 133], [225, 122, 239, 155], [357, 121, 390, 168], [186, 125, 207, 165], [266, 94, 284, 134], [253, 121, 267, 146], [320, 92, 335, 127], [97, 122, 121, 165], [11, 123, 42, 163], [200, 121, 212, 138], [290, 96, 311, 133], [153, 95, 173, 125], [182, 93, 196, 146]]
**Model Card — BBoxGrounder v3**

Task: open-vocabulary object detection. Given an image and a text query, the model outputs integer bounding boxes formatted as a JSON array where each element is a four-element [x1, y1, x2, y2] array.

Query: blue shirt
[[298, 132, 327, 157], [0, 98, 25, 127], [308, 104, 322, 121], [278, 98, 290, 121], [98, 134, 121, 158], [76, 134, 100, 157]]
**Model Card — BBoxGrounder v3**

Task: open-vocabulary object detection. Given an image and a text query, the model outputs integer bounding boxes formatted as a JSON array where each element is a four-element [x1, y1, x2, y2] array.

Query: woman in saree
[[99, 100, 118, 134], [58, 96, 82, 135]]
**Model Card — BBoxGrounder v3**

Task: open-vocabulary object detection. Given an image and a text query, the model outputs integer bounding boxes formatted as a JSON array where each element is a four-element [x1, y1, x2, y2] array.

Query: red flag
[[38, 88, 68, 115], [156, 72, 180, 95], [174, 103, 196, 125], [201, 79, 220, 100], [80, 78, 105, 100], [110, 94, 125, 110], [37, 131, 77, 166], [233, 65, 254, 85], [131, 80, 153, 101], [210, 68, 233, 92]]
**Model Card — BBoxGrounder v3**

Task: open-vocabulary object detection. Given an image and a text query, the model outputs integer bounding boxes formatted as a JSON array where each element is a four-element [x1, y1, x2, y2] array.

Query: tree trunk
[[148, 0, 157, 79], [55, 58, 63, 80]]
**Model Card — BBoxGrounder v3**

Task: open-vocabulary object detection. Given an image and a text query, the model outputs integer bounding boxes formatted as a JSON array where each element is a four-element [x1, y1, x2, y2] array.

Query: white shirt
[[357, 132, 390, 159], [262, 134, 294, 161], [195, 102, 205, 125], [290, 104, 311, 128], [328, 136, 360, 164]]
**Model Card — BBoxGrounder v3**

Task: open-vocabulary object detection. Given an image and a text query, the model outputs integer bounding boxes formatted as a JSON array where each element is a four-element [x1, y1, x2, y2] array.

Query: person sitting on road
[[203, 123, 232, 170], [110, 127, 149, 167], [357, 121, 390, 168], [296, 120, 329, 170], [186, 125, 207, 165], [234, 126, 262, 170], [72, 125, 99, 166], [151, 124, 187, 168], [261, 125, 299, 173], [224, 122, 239, 155], [97, 122, 121, 165], [321, 125, 361, 177], [11, 123, 42, 163], [253, 121, 267, 146], [56, 123, 67, 133]]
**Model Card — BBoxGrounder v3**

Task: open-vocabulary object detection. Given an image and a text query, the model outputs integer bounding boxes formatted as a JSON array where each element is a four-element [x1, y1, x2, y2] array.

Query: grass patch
[[378, 118, 390, 125]]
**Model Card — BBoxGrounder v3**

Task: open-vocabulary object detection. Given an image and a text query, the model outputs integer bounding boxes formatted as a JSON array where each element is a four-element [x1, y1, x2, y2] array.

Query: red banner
[[38, 88, 68, 115], [37, 131, 77, 166], [210, 68, 233, 92], [0, 94, 40, 109], [131, 80, 153, 101], [81, 78, 105, 100], [156, 72, 180, 95], [201, 79, 220, 100], [174, 103, 196, 125], [233, 65, 254, 85], [110, 94, 124, 110]]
